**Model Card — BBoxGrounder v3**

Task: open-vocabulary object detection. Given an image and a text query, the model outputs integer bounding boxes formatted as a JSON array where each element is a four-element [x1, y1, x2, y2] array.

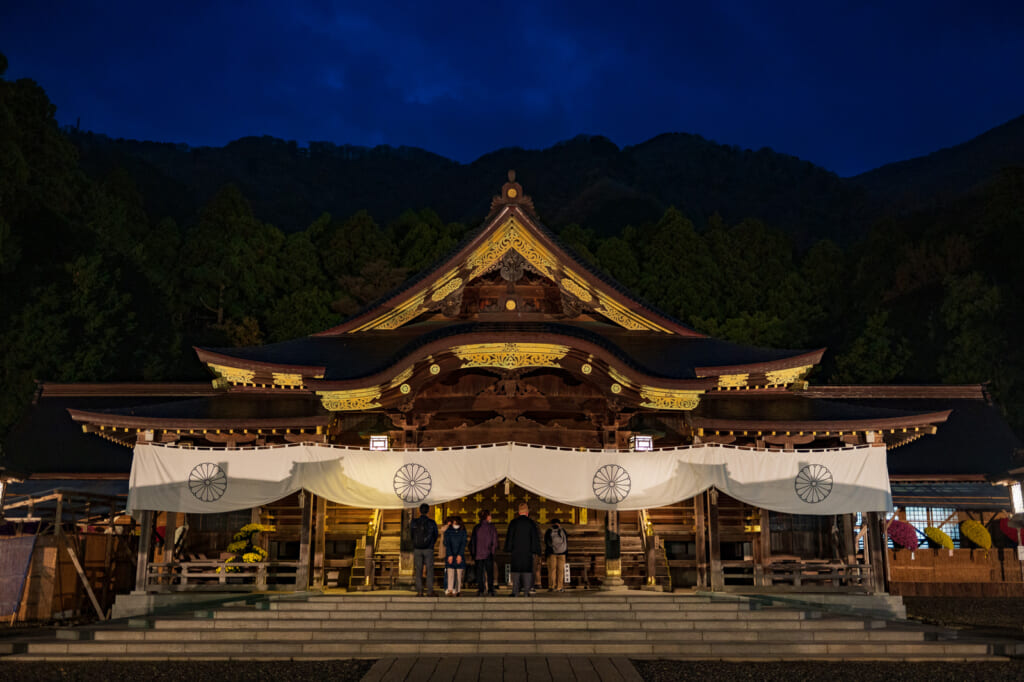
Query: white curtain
[[128, 442, 892, 515]]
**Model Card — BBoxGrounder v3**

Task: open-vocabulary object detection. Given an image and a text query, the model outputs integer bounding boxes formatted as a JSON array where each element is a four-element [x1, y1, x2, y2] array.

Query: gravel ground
[[633, 660, 1024, 681], [903, 597, 1024, 634], [0, 660, 375, 682]]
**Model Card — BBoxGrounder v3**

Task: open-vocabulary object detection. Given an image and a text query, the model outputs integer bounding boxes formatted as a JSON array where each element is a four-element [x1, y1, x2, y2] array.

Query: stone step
[[86, 626, 929, 643], [20, 639, 997, 657], [149, 615, 820, 632], [206, 606, 797, 619], [7, 653, 1006, 663], [260, 602, 745, 610], [8, 594, 1017, 663]]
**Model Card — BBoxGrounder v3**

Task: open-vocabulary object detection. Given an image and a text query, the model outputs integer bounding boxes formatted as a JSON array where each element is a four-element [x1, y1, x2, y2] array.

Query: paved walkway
[[362, 656, 643, 681]]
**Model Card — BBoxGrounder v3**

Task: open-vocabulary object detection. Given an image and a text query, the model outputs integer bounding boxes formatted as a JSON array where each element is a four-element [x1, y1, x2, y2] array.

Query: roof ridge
[[40, 383, 220, 397], [803, 385, 985, 399]]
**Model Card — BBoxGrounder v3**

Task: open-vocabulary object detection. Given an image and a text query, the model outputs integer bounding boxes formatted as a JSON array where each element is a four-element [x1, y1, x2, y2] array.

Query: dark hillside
[[68, 130, 864, 241], [851, 114, 1024, 216]]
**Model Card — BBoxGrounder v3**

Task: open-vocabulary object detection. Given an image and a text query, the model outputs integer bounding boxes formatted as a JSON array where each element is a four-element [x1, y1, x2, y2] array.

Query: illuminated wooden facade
[[5, 172, 1019, 602]]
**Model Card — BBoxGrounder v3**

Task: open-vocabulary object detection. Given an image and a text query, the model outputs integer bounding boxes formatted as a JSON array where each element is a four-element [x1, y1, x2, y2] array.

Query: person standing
[[470, 509, 498, 596], [504, 502, 540, 597], [444, 515, 468, 596], [544, 518, 568, 592], [410, 503, 438, 597]]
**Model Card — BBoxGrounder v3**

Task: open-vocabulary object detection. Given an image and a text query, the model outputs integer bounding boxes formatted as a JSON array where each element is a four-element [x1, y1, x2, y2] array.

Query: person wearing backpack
[[410, 503, 438, 597], [544, 518, 568, 592]]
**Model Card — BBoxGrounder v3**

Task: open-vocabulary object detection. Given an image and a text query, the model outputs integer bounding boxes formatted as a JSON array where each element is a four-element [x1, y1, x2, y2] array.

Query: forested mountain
[[68, 130, 868, 245], [67, 111, 1024, 246], [850, 113, 1024, 217], [2, 51, 1024, 460]]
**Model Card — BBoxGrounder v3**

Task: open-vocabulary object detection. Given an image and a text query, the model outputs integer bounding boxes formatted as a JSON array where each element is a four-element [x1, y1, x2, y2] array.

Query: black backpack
[[411, 516, 434, 549]]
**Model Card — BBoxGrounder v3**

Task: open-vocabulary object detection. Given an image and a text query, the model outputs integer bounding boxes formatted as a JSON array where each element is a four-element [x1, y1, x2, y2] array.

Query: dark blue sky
[[2, 1, 1022, 176]]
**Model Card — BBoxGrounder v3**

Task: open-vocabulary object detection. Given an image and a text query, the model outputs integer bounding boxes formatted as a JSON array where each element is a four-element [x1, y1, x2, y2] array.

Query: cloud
[[1, 0, 1023, 174]]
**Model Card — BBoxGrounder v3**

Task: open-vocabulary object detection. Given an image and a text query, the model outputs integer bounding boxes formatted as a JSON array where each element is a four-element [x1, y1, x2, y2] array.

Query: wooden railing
[[145, 560, 300, 592], [716, 558, 872, 591]]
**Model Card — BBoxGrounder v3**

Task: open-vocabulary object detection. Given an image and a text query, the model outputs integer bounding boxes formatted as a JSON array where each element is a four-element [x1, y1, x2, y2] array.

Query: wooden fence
[[144, 560, 300, 592], [889, 547, 1024, 597]]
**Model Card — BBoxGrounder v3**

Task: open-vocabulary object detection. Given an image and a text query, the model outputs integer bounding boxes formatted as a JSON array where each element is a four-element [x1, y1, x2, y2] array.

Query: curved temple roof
[[15, 175, 1005, 477], [195, 176, 825, 391], [196, 322, 822, 384]]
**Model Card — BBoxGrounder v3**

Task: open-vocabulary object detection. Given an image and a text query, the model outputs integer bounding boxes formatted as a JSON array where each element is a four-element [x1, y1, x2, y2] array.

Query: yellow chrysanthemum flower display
[[960, 519, 992, 550], [924, 526, 954, 550]]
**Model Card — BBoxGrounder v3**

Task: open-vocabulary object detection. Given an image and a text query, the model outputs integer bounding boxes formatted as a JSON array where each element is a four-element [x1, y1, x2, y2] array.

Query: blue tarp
[[0, 536, 37, 616]]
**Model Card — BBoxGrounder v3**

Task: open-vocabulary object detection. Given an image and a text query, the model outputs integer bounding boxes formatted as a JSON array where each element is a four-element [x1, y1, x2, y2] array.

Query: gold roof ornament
[[451, 342, 569, 370], [208, 363, 255, 386], [317, 388, 383, 411], [766, 365, 813, 387], [639, 387, 703, 411], [490, 169, 536, 216]]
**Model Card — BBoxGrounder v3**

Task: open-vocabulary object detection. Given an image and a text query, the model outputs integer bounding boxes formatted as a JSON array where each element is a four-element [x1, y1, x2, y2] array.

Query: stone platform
[[2, 590, 1021, 661]]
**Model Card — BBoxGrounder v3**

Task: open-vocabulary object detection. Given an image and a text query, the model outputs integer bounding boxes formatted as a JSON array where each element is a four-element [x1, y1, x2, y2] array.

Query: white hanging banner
[[128, 442, 892, 515]]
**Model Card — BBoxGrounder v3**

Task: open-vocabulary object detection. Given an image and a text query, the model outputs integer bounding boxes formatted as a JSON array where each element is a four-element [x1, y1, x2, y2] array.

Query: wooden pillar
[[864, 511, 887, 594], [295, 493, 312, 591], [100, 507, 115, 612], [398, 508, 415, 585], [755, 508, 771, 587], [602, 510, 626, 590], [133, 510, 154, 594], [164, 512, 178, 564], [707, 490, 723, 591], [840, 513, 856, 564], [694, 494, 707, 589], [313, 496, 327, 588], [644, 532, 660, 590]]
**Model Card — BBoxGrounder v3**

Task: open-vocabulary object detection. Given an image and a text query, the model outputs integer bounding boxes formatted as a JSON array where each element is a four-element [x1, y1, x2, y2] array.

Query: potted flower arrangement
[[960, 519, 992, 554], [924, 526, 954, 555], [999, 517, 1023, 545], [886, 519, 919, 550], [219, 523, 276, 575]]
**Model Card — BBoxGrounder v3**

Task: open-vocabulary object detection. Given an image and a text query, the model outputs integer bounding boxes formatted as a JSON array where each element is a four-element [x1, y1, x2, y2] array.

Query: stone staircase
[[3, 592, 1021, 660]]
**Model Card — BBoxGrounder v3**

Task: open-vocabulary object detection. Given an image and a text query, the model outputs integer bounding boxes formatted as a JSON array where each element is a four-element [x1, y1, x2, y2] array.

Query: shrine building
[[2, 173, 1021, 619]]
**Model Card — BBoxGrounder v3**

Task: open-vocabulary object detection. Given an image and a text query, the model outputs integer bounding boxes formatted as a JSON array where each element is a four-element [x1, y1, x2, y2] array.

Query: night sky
[[2, 1, 1023, 177]]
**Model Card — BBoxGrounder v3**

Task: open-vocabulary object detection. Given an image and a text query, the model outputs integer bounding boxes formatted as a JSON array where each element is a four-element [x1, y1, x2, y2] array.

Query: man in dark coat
[[504, 502, 540, 597], [410, 503, 438, 597]]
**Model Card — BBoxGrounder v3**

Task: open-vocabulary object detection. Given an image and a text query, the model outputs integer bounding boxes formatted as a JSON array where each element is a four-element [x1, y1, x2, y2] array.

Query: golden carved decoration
[[560, 277, 593, 303], [610, 383, 622, 394], [639, 387, 703, 411], [399, 383, 411, 394], [607, 367, 634, 389], [593, 290, 671, 333], [350, 293, 426, 332], [505, 299, 517, 311], [581, 363, 592, 375], [208, 363, 255, 385], [452, 342, 569, 370], [765, 365, 812, 387], [717, 373, 749, 389], [466, 218, 557, 280], [388, 365, 414, 387], [317, 388, 382, 411], [430, 276, 464, 302], [507, 188, 518, 198], [272, 372, 304, 388], [429, 363, 441, 375]]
